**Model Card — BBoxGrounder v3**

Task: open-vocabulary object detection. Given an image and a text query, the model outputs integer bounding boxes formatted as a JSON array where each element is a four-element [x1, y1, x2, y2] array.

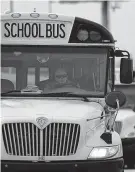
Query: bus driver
[[44, 68, 79, 90]]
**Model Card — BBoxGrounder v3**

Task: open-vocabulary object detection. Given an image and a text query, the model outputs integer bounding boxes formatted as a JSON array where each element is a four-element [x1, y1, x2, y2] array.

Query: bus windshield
[[1, 46, 107, 97]]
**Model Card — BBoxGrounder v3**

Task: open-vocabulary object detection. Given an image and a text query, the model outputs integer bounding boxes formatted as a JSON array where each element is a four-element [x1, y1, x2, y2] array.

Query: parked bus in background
[[114, 68, 135, 169]]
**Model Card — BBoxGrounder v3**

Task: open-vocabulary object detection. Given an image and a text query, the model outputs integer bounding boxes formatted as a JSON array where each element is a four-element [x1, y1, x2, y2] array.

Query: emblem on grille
[[38, 156, 45, 161], [36, 117, 48, 129]]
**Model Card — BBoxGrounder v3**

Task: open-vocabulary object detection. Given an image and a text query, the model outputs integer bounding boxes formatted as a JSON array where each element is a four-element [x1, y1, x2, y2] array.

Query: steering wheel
[[54, 82, 79, 89]]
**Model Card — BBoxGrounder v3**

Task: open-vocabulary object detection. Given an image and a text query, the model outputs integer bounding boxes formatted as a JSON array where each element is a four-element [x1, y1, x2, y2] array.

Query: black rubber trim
[[1, 158, 124, 172]]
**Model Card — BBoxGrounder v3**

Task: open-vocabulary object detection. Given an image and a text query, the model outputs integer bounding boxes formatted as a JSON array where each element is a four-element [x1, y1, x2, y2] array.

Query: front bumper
[[1, 158, 124, 172], [122, 138, 135, 163], [122, 137, 135, 152]]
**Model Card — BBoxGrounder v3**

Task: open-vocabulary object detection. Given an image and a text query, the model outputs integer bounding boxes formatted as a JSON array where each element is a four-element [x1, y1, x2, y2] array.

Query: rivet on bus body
[[30, 13, 40, 18], [11, 13, 21, 18], [48, 14, 58, 19], [5, 164, 8, 168], [75, 164, 78, 167]]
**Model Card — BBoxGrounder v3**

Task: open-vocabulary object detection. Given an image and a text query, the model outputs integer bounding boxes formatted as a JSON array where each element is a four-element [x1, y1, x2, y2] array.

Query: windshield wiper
[[1, 90, 21, 96], [41, 92, 90, 102], [1, 91, 89, 102], [1, 89, 42, 96]]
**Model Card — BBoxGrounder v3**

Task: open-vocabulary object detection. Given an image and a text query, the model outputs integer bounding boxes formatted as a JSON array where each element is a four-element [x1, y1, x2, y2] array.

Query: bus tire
[[127, 162, 134, 169]]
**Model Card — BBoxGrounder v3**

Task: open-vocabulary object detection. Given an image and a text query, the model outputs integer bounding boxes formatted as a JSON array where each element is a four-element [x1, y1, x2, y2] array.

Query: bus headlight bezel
[[88, 145, 119, 159]]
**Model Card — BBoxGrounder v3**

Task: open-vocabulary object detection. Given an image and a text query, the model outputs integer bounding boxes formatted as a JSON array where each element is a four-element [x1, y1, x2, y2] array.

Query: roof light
[[48, 14, 58, 19], [11, 13, 21, 18], [77, 29, 89, 41], [90, 31, 101, 42], [30, 13, 40, 18]]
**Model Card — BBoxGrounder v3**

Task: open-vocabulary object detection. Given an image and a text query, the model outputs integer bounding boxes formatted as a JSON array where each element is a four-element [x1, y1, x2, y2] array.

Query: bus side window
[[40, 67, 49, 82], [27, 68, 35, 85], [1, 67, 16, 89], [37, 67, 49, 90]]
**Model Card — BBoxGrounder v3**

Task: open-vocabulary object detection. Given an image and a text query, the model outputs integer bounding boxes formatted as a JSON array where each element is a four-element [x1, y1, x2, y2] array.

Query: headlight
[[88, 146, 119, 159]]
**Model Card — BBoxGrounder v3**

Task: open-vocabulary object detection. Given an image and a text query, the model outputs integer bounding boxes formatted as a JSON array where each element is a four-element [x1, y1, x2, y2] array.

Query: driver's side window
[[1, 67, 16, 93]]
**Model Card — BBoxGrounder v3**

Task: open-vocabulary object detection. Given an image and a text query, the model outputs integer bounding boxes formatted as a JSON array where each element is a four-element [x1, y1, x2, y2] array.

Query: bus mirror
[[115, 50, 130, 58], [133, 105, 135, 112], [115, 50, 123, 57], [120, 58, 133, 84], [133, 71, 135, 78], [105, 91, 126, 109]]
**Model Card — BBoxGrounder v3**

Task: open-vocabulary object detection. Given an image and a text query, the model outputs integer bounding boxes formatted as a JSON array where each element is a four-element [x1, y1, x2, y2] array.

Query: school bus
[[1, 11, 134, 172], [114, 68, 135, 168]]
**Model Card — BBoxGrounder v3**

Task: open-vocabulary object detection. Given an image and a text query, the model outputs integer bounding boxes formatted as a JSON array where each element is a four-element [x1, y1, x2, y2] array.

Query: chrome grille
[[114, 121, 123, 134], [43, 123, 80, 156], [2, 123, 41, 156], [2, 123, 80, 156]]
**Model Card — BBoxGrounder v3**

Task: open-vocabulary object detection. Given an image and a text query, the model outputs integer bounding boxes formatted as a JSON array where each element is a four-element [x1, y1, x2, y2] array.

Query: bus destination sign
[[2, 20, 72, 43]]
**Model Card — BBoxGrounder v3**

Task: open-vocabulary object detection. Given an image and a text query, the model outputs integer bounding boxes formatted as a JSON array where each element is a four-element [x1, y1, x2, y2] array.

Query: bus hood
[[1, 98, 103, 120]]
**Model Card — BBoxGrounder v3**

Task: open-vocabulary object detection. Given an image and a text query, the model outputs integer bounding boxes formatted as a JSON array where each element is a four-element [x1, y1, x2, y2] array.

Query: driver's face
[[55, 73, 68, 84]]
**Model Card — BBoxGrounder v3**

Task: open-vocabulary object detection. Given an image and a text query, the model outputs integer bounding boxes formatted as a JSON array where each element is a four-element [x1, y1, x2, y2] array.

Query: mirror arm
[[111, 99, 120, 131], [104, 99, 120, 132], [116, 99, 120, 110]]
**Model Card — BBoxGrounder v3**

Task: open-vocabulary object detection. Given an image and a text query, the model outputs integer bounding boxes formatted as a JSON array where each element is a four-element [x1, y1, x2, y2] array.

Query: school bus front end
[[1, 100, 124, 172], [1, 12, 134, 172]]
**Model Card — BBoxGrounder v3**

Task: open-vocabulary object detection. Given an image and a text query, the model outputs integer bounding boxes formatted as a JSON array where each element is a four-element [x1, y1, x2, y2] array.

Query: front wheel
[[127, 162, 135, 169]]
